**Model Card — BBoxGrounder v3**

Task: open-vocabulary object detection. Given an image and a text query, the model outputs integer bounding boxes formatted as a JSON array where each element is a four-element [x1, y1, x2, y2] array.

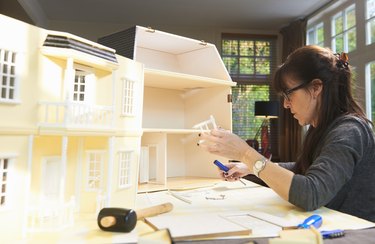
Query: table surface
[[15, 178, 375, 243], [135, 179, 375, 243]]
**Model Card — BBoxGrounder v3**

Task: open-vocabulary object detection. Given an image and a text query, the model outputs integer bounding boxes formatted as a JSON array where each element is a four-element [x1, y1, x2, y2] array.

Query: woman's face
[[282, 76, 321, 127]]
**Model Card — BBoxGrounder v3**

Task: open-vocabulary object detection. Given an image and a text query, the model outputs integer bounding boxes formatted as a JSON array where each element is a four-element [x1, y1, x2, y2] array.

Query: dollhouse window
[[73, 72, 86, 102], [0, 49, 18, 102], [122, 78, 136, 116], [86, 151, 104, 191], [118, 151, 132, 188], [73, 65, 95, 104], [0, 158, 9, 207]]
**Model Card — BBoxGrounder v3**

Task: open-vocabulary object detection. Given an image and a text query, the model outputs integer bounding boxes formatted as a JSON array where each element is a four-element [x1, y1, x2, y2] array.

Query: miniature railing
[[96, 191, 107, 216], [39, 101, 114, 128], [27, 196, 75, 232]]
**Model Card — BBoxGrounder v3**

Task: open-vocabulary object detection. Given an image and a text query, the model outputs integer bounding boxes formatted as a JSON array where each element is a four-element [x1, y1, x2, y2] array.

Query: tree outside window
[[366, 0, 375, 45], [307, 22, 324, 46], [331, 4, 356, 53], [222, 34, 278, 158]]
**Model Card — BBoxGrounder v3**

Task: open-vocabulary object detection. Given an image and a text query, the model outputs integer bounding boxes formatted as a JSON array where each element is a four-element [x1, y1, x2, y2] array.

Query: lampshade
[[254, 101, 279, 118]]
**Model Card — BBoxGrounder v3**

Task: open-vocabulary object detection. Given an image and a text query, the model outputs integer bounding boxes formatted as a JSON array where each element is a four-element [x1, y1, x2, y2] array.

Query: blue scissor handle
[[297, 214, 323, 229]]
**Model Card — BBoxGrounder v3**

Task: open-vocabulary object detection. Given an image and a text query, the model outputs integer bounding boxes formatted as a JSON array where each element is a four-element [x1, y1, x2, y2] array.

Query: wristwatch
[[253, 157, 267, 178]]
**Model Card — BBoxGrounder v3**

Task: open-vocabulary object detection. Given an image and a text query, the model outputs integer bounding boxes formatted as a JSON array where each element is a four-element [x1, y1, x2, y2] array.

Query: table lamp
[[249, 101, 279, 158]]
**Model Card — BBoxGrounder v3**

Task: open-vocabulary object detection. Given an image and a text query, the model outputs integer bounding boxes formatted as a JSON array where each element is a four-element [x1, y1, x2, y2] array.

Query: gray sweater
[[286, 115, 375, 222]]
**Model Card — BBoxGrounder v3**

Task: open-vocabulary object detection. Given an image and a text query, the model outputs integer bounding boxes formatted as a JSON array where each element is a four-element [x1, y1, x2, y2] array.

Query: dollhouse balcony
[[38, 101, 114, 129]]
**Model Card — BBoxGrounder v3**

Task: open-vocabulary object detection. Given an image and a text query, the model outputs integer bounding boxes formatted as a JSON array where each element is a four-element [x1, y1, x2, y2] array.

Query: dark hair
[[273, 45, 370, 174]]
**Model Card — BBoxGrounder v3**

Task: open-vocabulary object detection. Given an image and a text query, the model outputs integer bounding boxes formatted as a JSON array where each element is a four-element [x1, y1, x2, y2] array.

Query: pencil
[[239, 178, 247, 186]]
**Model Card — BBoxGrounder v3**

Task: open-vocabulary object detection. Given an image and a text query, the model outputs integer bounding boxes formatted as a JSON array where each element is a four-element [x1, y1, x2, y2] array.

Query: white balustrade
[[39, 101, 113, 128]]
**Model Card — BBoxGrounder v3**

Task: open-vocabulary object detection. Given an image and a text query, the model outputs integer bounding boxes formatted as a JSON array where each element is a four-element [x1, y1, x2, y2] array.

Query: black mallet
[[97, 202, 173, 232]]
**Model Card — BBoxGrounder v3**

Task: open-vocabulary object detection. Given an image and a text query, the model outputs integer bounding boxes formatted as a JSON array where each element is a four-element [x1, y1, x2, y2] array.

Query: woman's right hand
[[219, 162, 251, 182]]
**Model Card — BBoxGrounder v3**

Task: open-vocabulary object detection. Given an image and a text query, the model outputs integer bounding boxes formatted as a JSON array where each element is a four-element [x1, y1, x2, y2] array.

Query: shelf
[[144, 68, 236, 90]]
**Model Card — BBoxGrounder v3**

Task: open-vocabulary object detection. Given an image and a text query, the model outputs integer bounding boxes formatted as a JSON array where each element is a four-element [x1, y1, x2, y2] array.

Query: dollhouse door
[[42, 156, 63, 204]]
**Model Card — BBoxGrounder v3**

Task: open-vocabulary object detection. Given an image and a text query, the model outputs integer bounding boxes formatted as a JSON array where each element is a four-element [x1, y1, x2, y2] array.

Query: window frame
[[0, 48, 20, 104], [366, 61, 375, 124], [221, 33, 276, 84], [118, 151, 133, 189], [221, 34, 279, 158], [121, 78, 136, 116], [0, 157, 14, 210], [331, 3, 357, 53], [366, 0, 375, 45], [307, 22, 325, 46], [86, 150, 105, 192], [307, 0, 375, 125], [72, 64, 95, 104]]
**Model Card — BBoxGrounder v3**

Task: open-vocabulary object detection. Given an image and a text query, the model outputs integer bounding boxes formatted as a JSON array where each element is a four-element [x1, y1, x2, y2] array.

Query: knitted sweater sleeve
[[288, 117, 366, 211]]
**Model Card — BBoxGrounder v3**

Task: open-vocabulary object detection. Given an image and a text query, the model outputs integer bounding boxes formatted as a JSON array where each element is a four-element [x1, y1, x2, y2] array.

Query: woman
[[198, 45, 375, 222]]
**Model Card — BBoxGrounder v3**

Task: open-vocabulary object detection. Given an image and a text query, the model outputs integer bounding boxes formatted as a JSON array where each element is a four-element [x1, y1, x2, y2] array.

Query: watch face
[[255, 160, 263, 169]]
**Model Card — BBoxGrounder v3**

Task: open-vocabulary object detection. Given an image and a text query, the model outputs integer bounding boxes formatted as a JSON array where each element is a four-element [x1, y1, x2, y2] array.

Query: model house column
[[106, 136, 115, 206], [111, 71, 116, 127], [22, 135, 34, 236], [60, 136, 68, 203], [63, 58, 74, 125]]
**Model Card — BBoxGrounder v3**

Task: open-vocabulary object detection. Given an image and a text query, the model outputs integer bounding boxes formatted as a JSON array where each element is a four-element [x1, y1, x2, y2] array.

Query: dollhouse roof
[[43, 33, 118, 63]]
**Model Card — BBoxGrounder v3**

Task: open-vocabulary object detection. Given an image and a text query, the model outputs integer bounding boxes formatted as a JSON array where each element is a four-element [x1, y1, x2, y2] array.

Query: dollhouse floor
[[138, 176, 222, 193]]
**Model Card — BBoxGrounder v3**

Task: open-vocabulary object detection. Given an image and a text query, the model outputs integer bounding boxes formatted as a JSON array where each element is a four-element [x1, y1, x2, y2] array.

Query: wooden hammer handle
[[136, 202, 173, 220]]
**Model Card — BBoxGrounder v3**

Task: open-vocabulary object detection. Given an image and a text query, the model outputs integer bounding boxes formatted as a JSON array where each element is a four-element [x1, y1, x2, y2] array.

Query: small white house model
[[0, 14, 235, 240]]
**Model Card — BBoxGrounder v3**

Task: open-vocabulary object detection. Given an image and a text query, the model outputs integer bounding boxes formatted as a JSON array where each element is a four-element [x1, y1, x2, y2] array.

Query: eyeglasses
[[282, 82, 309, 101]]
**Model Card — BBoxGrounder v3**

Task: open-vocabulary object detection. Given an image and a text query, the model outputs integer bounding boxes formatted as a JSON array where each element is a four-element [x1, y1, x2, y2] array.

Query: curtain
[[278, 18, 307, 162]]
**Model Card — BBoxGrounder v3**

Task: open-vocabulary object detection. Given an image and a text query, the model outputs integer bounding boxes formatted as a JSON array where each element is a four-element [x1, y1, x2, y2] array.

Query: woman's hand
[[218, 162, 251, 182], [198, 128, 253, 162]]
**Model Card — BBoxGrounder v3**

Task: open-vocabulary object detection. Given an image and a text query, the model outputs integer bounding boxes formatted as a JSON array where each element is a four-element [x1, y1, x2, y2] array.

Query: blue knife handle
[[297, 214, 323, 229], [213, 160, 229, 172]]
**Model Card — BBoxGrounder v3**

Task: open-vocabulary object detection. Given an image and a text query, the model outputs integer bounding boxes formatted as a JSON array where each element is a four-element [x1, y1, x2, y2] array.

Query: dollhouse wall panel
[[142, 87, 186, 129], [141, 133, 167, 184], [166, 134, 187, 177], [114, 56, 144, 131], [177, 47, 232, 80], [184, 87, 233, 129], [136, 47, 180, 72], [109, 136, 141, 208]]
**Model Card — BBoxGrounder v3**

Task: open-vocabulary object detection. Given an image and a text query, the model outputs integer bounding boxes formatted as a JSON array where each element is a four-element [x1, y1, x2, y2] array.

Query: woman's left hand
[[198, 128, 252, 162]]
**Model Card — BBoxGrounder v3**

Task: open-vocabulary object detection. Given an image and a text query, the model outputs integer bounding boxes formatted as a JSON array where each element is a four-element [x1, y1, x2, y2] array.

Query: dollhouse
[[0, 13, 234, 240], [99, 26, 236, 192], [0, 14, 144, 240]]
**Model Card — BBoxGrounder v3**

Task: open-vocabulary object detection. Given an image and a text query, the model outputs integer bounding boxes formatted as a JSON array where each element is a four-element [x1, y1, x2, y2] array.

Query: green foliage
[[222, 37, 273, 139], [232, 85, 269, 139]]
